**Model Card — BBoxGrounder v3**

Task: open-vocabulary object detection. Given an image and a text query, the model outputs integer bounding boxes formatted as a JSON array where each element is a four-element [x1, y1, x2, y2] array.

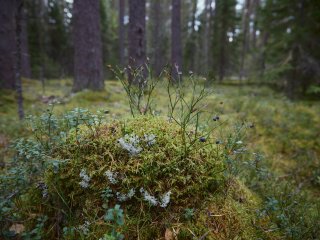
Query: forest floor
[[1, 78, 319, 238]]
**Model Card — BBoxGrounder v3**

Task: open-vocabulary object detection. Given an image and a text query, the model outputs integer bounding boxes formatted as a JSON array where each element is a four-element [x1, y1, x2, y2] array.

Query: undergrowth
[[0, 72, 320, 239]]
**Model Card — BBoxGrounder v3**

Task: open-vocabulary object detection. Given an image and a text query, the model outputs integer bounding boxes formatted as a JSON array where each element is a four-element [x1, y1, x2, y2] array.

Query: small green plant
[[166, 71, 213, 158], [110, 64, 162, 117], [21, 216, 48, 240], [101, 188, 114, 207], [183, 208, 195, 221], [103, 204, 125, 240]]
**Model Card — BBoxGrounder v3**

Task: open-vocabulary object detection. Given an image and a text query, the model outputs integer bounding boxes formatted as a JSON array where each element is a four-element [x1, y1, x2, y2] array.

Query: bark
[[202, 0, 212, 76], [287, 45, 299, 99], [218, 1, 228, 82], [189, 0, 198, 72], [128, 0, 146, 84], [259, 31, 269, 77], [150, 0, 162, 76], [251, 0, 259, 49], [171, 0, 182, 82], [38, 0, 46, 93], [239, 0, 251, 81], [21, 7, 31, 78], [119, 0, 125, 67], [15, 0, 25, 120], [73, 0, 104, 92], [0, 0, 17, 89]]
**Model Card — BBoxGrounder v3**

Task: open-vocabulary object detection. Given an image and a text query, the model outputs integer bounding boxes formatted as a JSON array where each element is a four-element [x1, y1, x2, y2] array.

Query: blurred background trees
[[0, 0, 319, 98]]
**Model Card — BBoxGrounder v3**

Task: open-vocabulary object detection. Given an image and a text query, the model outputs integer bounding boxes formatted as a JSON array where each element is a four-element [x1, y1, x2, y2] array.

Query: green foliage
[[259, 0, 320, 96], [103, 204, 125, 240], [307, 84, 320, 95], [101, 187, 114, 204], [1, 77, 268, 239], [105, 205, 124, 226], [183, 208, 195, 220], [166, 72, 212, 158], [21, 216, 48, 240], [9, 110, 226, 238], [1, 79, 320, 239]]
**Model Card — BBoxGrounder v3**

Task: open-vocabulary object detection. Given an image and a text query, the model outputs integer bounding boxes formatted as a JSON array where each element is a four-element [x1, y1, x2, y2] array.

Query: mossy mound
[[17, 116, 268, 239]]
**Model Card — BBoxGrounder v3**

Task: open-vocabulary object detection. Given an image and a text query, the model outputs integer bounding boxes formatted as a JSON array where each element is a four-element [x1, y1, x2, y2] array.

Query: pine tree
[[259, 0, 320, 97], [212, 0, 237, 81], [0, 0, 17, 89], [128, 0, 146, 84], [21, 6, 31, 78], [73, 0, 104, 91]]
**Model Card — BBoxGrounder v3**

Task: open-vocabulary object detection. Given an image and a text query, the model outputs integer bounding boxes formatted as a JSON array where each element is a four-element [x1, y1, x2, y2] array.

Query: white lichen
[[139, 188, 171, 207], [116, 188, 136, 202], [118, 134, 142, 156], [104, 170, 118, 184], [79, 169, 91, 188], [140, 188, 158, 206], [78, 221, 90, 235], [144, 134, 156, 146], [127, 188, 136, 198], [159, 191, 171, 208]]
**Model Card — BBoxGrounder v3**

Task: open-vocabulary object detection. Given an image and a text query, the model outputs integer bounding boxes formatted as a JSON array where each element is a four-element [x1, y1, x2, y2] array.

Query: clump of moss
[[18, 115, 228, 239], [15, 114, 279, 239]]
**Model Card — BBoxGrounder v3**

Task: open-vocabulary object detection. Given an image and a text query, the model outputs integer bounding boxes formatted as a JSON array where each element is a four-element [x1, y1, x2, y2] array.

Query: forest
[[0, 0, 319, 239]]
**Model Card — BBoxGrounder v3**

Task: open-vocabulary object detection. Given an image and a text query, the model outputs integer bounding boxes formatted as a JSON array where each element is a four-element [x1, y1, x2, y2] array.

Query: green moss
[[15, 115, 274, 239], [2, 79, 320, 239]]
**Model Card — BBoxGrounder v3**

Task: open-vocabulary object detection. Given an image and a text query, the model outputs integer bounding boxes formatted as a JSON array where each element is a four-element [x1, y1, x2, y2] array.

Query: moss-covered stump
[[17, 116, 270, 239]]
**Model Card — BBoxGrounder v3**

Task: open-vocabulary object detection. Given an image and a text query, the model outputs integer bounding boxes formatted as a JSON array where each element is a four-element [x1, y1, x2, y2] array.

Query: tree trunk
[[150, 0, 162, 77], [15, 0, 25, 120], [202, 0, 212, 76], [189, 0, 198, 72], [128, 0, 146, 85], [73, 0, 104, 92], [184, 0, 198, 72], [0, 0, 17, 89], [218, 1, 228, 82], [259, 31, 269, 78], [239, 0, 251, 81], [251, 0, 259, 49], [119, 0, 125, 67], [171, 0, 182, 82], [21, 7, 31, 78], [38, 0, 46, 93]]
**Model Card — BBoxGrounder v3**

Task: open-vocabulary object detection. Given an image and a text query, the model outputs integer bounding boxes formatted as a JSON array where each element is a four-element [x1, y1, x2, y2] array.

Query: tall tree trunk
[[119, 0, 125, 67], [21, 7, 31, 78], [38, 0, 46, 93], [73, 0, 104, 92], [0, 0, 17, 89], [171, 0, 182, 82], [15, 0, 25, 120], [189, 0, 198, 72], [259, 31, 269, 78], [202, 0, 212, 76], [128, 0, 146, 85], [251, 0, 259, 49], [150, 0, 162, 76], [218, 1, 228, 82], [239, 0, 251, 81]]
